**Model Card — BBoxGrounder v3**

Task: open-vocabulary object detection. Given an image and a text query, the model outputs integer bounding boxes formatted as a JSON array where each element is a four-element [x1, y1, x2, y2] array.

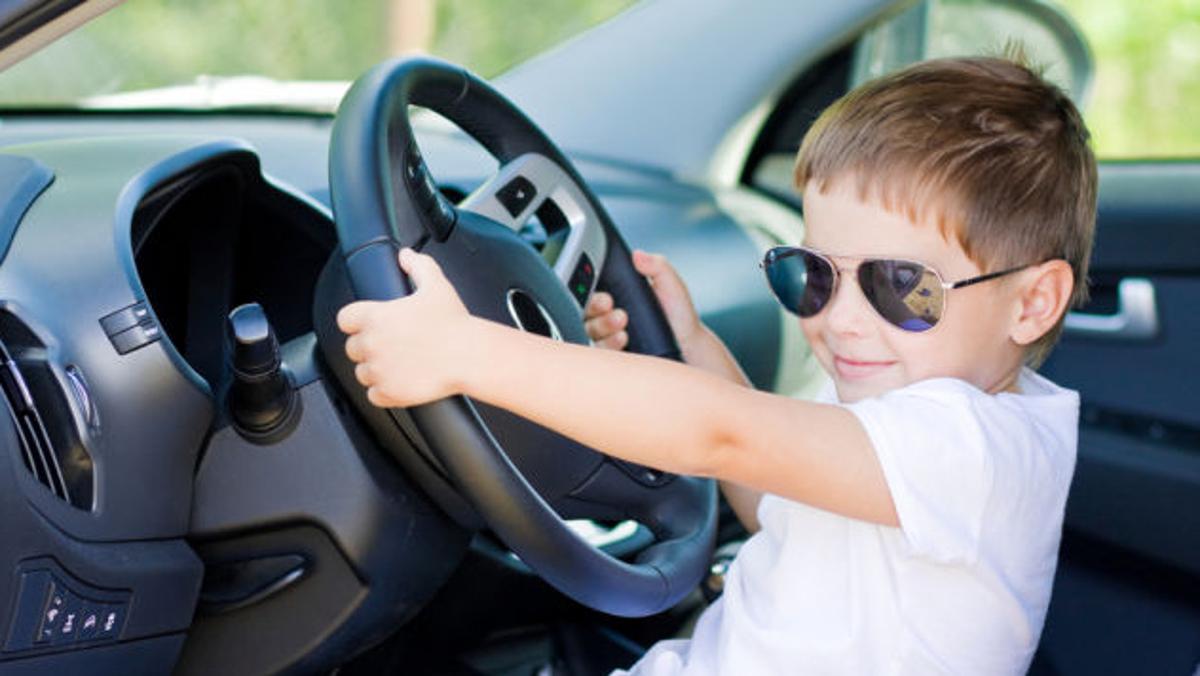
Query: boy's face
[[799, 177, 1023, 403]]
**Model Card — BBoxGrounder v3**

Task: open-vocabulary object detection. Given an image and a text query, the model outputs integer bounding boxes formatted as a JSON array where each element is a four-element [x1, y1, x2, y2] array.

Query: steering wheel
[[319, 57, 716, 617]]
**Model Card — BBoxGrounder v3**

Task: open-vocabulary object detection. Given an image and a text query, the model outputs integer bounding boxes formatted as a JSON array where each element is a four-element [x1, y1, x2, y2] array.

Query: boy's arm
[[465, 319, 899, 527], [339, 250, 899, 528], [685, 327, 768, 532], [586, 253, 765, 532]]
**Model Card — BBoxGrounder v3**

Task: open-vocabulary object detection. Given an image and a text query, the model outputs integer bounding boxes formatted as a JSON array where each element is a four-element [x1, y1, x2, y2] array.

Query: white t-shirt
[[617, 368, 1079, 675]]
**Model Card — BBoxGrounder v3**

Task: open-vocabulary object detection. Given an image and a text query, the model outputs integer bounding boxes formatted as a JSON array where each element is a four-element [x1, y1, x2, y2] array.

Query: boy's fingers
[[354, 362, 374, 387], [585, 292, 614, 318], [337, 301, 377, 334], [634, 250, 688, 300], [344, 334, 365, 362], [594, 330, 628, 351], [585, 308, 627, 340], [607, 308, 628, 331], [632, 250, 664, 278], [584, 318, 608, 342], [398, 247, 446, 291], [366, 386, 391, 409]]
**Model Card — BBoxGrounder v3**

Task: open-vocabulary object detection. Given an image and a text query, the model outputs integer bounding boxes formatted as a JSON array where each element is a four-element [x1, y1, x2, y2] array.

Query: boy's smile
[[799, 176, 1026, 403]]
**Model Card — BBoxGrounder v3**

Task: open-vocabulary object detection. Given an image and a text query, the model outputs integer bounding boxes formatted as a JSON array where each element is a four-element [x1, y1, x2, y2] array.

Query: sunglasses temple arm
[[947, 263, 1033, 290]]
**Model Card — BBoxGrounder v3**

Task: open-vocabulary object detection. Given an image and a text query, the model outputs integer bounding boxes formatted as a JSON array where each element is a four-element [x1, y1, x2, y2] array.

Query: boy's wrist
[[445, 315, 489, 398]]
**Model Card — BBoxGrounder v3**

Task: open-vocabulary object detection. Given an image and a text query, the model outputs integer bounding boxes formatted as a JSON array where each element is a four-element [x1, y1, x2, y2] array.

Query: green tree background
[[0, 0, 1195, 159], [1055, 0, 1200, 158], [0, 0, 636, 102]]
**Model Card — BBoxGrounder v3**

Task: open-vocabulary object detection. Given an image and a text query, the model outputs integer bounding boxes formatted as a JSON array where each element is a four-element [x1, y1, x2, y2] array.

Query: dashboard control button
[[35, 579, 68, 644], [76, 601, 105, 642], [5, 566, 133, 654], [109, 317, 161, 355], [95, 603, 126, 641], [99, 302, 150, 336], [50, 589, 85, 645]]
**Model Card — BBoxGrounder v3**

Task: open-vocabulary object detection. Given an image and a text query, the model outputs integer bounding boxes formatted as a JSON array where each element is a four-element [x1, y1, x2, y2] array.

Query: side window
[[853, 1, 1091, 105], [744, 1, 1093, 203], [853, 0, 1200, 160], [743, 45, 855, 206], [746, 0, 1200, 200]]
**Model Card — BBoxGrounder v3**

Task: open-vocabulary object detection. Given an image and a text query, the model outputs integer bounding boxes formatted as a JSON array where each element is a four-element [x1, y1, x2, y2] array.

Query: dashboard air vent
[[0, 339, 69, 502], [0, 311, 94, 510]]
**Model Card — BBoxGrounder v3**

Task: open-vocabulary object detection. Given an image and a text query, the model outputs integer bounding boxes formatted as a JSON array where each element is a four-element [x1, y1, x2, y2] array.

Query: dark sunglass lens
[[858, 260, 944, 332], [765, 249, 834, 317]]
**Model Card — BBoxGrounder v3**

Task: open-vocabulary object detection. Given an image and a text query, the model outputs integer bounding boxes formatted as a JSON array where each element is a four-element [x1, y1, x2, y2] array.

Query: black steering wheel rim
[[325, 56, 715, 617]]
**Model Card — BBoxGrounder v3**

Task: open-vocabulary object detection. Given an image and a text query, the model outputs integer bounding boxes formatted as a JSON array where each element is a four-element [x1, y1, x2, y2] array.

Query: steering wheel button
[[496, 175, 537, 217], [614, 459, 673, 487], [568, 253, 596, 306]]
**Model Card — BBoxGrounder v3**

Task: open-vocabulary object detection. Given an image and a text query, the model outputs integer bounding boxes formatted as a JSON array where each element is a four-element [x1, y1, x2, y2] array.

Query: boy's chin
[[831, 377, 895, 404]]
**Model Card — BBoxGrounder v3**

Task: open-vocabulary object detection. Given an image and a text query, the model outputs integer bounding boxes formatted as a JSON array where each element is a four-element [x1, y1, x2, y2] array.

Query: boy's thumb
[[398, 248, 445, 291], [633, 250, 686, 300]]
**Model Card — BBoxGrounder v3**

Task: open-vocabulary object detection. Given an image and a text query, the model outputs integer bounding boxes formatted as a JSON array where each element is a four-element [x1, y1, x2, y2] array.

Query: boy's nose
[[822, 270, 873, 337]]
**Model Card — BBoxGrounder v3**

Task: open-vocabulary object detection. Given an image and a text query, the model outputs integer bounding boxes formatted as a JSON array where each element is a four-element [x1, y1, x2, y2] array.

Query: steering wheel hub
[[506, 288, 563, 341]]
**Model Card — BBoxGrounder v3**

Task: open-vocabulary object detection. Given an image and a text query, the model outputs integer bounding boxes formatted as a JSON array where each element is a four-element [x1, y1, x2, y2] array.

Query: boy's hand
[[583, 291, 628, 350], [585, 250, 704, 353], [337, 248, 474, 409]]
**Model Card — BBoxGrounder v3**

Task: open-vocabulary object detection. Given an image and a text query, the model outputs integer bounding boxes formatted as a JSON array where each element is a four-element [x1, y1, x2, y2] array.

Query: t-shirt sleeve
[[845, 380, 995, 564]]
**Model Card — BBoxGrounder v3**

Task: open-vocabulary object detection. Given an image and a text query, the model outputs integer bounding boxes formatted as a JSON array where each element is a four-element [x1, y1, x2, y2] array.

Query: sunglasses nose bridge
[[819, 263, 880, 335]]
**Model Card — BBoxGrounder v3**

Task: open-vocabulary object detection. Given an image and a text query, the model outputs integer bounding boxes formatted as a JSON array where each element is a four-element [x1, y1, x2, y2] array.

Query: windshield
[[0, 0, 637, 111]]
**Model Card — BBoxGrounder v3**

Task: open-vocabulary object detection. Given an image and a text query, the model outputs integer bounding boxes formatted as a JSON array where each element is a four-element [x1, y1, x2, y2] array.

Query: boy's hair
[[793, 56, 1097, 365]]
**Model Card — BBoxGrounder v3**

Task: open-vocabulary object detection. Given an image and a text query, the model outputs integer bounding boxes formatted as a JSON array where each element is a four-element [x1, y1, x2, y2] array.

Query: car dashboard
[[0, 112, 794, 674]]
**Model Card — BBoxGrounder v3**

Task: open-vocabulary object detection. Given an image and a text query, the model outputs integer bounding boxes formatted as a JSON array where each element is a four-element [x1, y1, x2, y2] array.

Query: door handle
[[1064, 278, 1158, 341]]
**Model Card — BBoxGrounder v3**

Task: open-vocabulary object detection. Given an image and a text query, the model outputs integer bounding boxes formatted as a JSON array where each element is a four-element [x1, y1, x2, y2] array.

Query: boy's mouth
[[833, 355, 897, 380]]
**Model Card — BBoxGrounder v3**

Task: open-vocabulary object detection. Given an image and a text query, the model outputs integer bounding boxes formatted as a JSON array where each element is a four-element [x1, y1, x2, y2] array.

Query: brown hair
[[794, 56, 1097, 365]]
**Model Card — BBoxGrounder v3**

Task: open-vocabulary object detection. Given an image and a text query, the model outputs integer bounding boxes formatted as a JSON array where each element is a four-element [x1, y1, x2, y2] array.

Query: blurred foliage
[[0, 0, 1194, 159], [433, 0, 639, 76], [1055, 0, 1200, 159], [0, 0, 636, 104]]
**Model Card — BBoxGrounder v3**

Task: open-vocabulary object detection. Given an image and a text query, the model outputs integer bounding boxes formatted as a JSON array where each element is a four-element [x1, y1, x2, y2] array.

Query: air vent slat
[[2, 359, 33, 411], [3, 397, 37, 477], [1, 343, 72, 505], [17, 415, 51, 485], [22, 407, 69, 502]]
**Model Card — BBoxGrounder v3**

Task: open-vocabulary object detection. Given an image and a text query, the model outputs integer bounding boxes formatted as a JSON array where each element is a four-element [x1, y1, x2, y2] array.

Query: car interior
[[0, 1, 1196, 675]]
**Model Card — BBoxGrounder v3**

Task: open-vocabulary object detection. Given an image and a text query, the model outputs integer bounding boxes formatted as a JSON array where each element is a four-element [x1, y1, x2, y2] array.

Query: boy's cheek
[[798, 318, 825, 355]]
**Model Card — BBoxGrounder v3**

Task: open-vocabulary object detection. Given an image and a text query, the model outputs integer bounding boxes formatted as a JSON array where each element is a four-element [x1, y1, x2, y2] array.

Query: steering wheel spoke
[[461, 153, 608, 308], [560, 460, 666, 519], [562, 460, 717, 567]]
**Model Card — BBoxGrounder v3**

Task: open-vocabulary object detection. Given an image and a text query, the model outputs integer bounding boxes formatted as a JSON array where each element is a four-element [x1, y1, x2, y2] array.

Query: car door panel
[[1036, 161, 1200, 675], [1042, 162, 1200, 569]]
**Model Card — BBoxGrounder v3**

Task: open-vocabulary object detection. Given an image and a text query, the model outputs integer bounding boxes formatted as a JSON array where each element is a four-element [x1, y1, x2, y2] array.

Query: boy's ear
[[1010, 260, 1075, 346]]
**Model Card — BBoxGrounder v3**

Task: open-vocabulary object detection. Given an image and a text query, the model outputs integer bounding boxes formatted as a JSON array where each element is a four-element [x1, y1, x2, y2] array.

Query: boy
[[338, 56, 1096, 674]]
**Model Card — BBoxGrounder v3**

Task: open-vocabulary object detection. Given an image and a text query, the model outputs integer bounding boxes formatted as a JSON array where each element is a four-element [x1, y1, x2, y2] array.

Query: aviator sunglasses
[[760, 246, 1034, 333]]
